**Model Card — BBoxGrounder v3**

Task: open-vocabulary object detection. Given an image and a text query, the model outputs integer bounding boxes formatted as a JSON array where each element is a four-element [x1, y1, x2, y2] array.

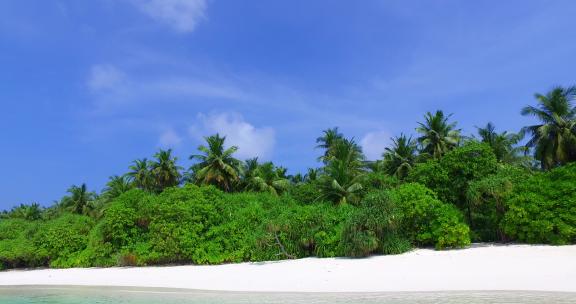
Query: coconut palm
[[103, 175, 134, 199], [240, 157, 260, 182], [190, 134, 241, 192], [289, 173, 305, 184], [61, 183, 96, 215], [8, 203, 43, 220], [127, 158, 153, 190], [244, 161, 291, 195], [382, 133, 418, 179], [476, 122, 527, 164], [275, 166, 288, 179], [305, 168, 320, 182], [416, 110, 461, 159], [316, 127, 344, 162], [520, 86, 576, 170], [319, 138, 366, 204], [240, 157, 261, 190], [150, 149, 182, 192]]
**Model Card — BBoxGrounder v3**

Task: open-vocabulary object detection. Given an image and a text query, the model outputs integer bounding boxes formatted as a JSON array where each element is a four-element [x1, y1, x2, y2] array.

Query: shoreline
[[1, 244, 575, 293]]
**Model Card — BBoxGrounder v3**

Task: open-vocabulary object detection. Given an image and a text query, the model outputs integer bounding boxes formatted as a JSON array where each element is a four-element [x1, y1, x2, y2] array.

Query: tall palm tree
[[103, 175, 134, 199], [150, 149, 182, 192], [190, 134, 241, 192], [416, 110, 461, 159], [476, 122, 526, 164], [61, 183, 96, 215], [382, 133, 418, 179], [316, 127, 344, 162], [320, 138, 366, 204], [520, 86, 576, 170], [127, 158, 153, 190]]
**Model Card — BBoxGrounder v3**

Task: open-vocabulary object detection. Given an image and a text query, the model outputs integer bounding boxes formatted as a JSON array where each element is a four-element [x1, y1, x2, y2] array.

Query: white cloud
[[86, 64, 253, 112], [158, 128, 182, 147], [360, 130, 391, 160], [190, 112, 275, 160], [87, 64, 126, 91], [129, 0, 207, 33]]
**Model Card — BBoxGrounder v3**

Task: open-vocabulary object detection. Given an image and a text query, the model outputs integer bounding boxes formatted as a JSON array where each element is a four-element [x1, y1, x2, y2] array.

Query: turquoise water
[[1, 287, 575, 304]]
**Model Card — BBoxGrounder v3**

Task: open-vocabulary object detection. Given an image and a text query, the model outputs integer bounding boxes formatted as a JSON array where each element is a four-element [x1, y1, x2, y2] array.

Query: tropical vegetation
[[1, 85, 575, 269]]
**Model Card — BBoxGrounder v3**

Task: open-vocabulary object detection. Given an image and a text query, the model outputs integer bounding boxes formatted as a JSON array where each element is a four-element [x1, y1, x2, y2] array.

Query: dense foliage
[[1, 86, 575, 269], [501, 163, 576, 244]]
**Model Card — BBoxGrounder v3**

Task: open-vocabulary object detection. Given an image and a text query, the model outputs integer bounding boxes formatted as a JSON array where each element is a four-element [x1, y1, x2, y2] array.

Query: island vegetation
[[1, 86, 575, 269]]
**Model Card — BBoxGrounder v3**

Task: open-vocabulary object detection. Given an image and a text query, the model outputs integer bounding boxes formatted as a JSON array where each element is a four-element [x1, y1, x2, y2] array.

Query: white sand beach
[[0, 244, 575, 292]]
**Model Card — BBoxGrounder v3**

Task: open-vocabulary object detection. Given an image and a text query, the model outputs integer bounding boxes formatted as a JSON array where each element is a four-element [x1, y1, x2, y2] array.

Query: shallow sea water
[[0, 286, 575, 304]]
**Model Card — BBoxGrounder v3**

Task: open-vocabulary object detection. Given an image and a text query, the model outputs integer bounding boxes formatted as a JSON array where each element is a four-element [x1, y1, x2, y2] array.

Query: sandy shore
[[0, 244, 575, 292]]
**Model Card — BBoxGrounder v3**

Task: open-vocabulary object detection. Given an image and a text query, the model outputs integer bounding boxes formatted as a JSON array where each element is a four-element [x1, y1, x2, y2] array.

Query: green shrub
[[266, 202, 353, 259], [98, 189, 148, 249], [361, 172, 400, 192], [0, 219, 47, 269], [466, 165, 531, 241], [205, 192, 272, 263], [33, 213, 95, 267], [408, 142, 499, 228], [389, 183, 471, 249], [502, 164, 576, 244], [288, 182, 322, 204], [92, 185, 229, 265], [342, 190, 408, 257], [143, 186, 225, 264]]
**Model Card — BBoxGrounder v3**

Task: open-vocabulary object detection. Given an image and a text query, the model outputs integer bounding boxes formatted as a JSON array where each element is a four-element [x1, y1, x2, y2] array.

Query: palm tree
[[127, 158, 153, 190], [9, 203, 43, 220], [520, 86, 576, 170], [61, 183, 96, 215], [244, 161, 291, 195], [382, 133, 418, 179], [305, 168, 319, 182], [476, 122, 526, 164], [289, 173, 305, 184], [103, 175, 133, 199], [275, 166, 288, 179], [190, 134, 241, 192], [316, 127, 344, 162], [150, 149, 182, 192], [240, 157, 260, 182], [320, 138, 366, 204], [416, 110, 461, 159]]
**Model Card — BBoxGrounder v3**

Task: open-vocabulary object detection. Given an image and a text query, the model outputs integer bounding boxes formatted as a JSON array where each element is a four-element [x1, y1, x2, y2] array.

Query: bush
[[466, 165, 531, 241], [265, 202, 354, 259], [408, 142, 499, 228], [389, 183, 471, 249], [203, 192, 272, 263], [360, 172, 400, 193], [342, 191, 409, 257], [502, 164, 576, 244], [33, 213, 95, 267], [342, 184, 470, 256], [143, 186, 226, 264], [288, 182, 322, 204], [85, 185, 353, 265], [0, 219, 47, 269], [89, 185, 229, 265]]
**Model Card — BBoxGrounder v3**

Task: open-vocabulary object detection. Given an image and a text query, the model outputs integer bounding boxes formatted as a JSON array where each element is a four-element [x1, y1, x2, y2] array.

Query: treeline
[[1, 86, 575, 269]]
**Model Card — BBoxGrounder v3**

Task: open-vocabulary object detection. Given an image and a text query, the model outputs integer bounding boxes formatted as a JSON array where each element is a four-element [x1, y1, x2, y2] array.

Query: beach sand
[[1, 244, 575, 292]]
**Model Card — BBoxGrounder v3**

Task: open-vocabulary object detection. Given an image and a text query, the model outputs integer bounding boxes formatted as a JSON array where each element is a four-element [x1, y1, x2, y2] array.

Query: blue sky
[[1, 0, 576, 209]]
